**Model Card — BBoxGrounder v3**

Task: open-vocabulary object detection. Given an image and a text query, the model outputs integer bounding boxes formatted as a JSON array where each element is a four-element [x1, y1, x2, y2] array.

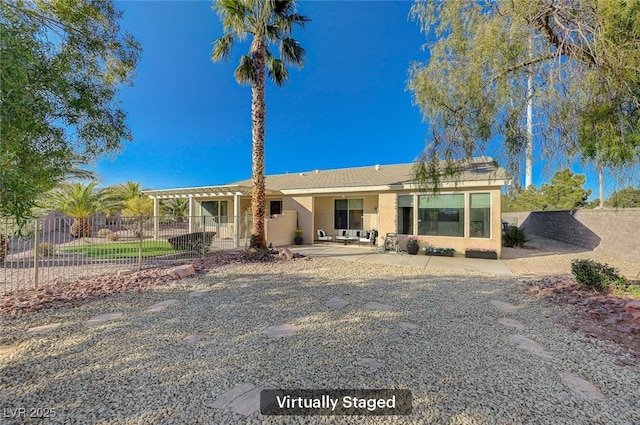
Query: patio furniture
[[336, 230, 362, 244], [359, 230, 377, 246], [316, 229, 333, 243], [382, 233, 399, 253]]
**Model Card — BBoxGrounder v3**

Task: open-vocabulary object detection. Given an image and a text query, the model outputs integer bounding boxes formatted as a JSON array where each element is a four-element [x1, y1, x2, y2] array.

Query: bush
[[503, 226, 528, 247], [105, 232, 120, 241], [97, 228, 112, 237], [571, 259, 629, 292], [36, 242, 55, 257]]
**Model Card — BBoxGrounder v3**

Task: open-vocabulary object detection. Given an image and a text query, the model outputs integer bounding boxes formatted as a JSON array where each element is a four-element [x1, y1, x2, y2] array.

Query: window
[[270, 200, 282, 215], [201, 200, 228, 225], [470, 193, 491, 238], [397, 195, 413, 234], [417, 194, 464, 237], [334, 199, 363, 230]]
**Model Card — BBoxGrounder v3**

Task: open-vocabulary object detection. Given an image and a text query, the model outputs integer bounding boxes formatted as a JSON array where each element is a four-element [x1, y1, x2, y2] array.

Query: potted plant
[[465, 248, 497, 259], [293, 229, 303, 245], [406, 235, 420, 255], [423, 247, 455, 257]]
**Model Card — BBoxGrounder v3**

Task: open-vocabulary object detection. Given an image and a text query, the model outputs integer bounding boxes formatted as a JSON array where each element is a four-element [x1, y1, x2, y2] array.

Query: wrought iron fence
[[0, 214, 252, 293]]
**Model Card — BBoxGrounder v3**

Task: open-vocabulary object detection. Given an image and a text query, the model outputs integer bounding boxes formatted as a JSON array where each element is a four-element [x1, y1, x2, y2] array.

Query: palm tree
[[212, 0, 309, 255], [99, 181, 146, 214], [44, 181, 103, 237], [162, 198, 188, 220]]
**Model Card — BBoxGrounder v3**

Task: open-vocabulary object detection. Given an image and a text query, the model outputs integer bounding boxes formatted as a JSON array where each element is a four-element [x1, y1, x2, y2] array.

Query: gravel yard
[[502, 234, 640, 279], [1, 257, 639, 424]]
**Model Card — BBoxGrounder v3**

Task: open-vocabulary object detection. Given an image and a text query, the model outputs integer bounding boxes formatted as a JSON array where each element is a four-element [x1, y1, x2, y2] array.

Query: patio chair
[[382, 233, 399, 253], [316, 229, 333, 243], [359, 230, 377, 246]]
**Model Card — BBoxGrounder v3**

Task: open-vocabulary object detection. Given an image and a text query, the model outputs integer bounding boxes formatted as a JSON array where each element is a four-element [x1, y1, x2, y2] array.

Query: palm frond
[[267, 57, 288, 86], [214, 0, 250, 38], [234, 54, 256, 84], [280, 37, 305, 67], [212, 33, 235, 62]]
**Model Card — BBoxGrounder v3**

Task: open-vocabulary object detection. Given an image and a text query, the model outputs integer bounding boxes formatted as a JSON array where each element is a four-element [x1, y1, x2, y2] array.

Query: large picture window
[[417, 194, 464, 237], [470, 193, 491, 238], [334, 199, 363, 230], [397, 195, 413, 235]]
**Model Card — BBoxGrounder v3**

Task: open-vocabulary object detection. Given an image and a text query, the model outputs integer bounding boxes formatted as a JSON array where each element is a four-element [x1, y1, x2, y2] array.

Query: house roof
[[229, 156, 510, 193], [145, 157, 511, 198]]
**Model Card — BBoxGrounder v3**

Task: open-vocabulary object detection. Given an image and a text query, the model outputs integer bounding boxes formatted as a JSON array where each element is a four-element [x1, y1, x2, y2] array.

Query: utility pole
[[525, 37, 533, 189]]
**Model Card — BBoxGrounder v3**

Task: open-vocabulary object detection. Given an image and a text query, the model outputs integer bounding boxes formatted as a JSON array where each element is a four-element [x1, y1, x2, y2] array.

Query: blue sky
[[96, 1, 614, 198]]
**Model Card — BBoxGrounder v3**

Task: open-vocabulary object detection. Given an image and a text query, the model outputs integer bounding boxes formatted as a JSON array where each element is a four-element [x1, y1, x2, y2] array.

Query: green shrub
[[36, 242, 55, 257], [503, 226, 528, 248], [571, 259, 629, 292]]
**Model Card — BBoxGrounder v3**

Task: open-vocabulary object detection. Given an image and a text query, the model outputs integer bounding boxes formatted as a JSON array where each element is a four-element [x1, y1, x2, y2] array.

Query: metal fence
[[0, 214, 252, 293]]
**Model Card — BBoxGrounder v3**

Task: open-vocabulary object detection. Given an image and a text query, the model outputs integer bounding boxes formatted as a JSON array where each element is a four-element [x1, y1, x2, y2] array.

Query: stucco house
[[145, 156, 512, 257]]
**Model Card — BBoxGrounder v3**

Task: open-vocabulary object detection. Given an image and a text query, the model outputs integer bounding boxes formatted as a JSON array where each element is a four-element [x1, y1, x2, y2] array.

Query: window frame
[[334, 198, 364, 230]]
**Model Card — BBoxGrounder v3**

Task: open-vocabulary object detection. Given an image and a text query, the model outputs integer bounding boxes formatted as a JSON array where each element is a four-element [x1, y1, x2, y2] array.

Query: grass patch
[[59, 241, 183, 259], [612, 284, 640, 300]]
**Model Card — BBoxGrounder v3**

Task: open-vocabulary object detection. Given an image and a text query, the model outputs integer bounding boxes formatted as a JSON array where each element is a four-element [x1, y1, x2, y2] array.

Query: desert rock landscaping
[[1, 253, 639, 424]]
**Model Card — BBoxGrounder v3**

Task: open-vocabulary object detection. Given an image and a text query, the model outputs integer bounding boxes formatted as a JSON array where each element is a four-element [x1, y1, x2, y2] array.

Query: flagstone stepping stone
[[491, 300, 519, 313], [498, 318, 525, 329], [558, 371, 607, 400], [207, 383, 263, 416], [507, 334, 553, 359], [365, 302, 393, 311], [0, 344, 18, 360], [263, 324, 298, 338], [26, 322, 63, 335], [325, 297, 349, 310], [183, 334, 208, 345], [398, 322, 419, 331], [85, 312, 123, 326], [146, 299, 178, 312], [234, 278, 252, 283], [357, 357, 384, 370], [189, 290, 209, 298]]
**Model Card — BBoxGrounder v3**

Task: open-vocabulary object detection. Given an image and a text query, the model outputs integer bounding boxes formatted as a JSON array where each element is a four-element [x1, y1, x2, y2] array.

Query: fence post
[[33, 217, 40, 288], [202, 215, 206, 258], [138, 215, 143, 271]]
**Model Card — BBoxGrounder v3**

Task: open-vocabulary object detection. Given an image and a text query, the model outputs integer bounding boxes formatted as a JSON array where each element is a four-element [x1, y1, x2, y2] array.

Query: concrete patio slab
[[291, 245, 513, 276]]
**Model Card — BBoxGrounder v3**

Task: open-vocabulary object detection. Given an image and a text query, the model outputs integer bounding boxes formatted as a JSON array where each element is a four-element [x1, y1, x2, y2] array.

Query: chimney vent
[[374, 164, 381, 171]]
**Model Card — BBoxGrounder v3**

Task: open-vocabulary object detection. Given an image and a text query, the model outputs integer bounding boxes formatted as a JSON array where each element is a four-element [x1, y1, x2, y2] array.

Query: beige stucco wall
[[378, 192, 397, 245], [265, 210, 297, 247], [283, 196, 313, 244]]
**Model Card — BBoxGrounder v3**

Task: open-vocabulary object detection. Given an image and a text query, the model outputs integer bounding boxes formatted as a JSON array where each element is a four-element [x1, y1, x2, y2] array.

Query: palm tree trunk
[[249, 37, 267, 252]]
